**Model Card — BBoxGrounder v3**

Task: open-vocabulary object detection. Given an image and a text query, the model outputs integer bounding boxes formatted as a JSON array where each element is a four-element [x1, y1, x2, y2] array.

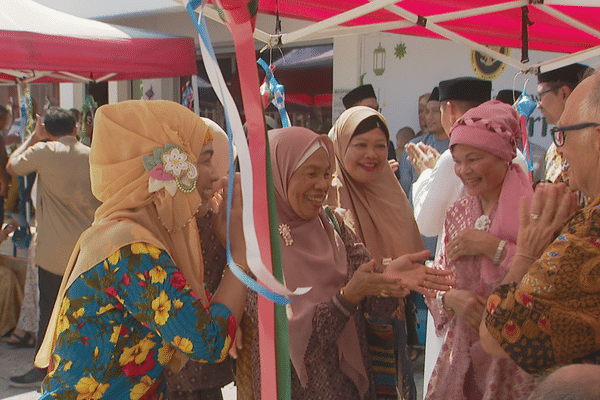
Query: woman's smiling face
[[452, 143, 508, 201], [287, 147, 331, 220], [342, 127, 389, 184]]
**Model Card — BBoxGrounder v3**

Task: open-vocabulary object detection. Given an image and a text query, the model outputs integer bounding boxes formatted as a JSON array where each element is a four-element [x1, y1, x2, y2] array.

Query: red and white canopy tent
[[202, 0, 600, 74], [0, 0, 197, 85]]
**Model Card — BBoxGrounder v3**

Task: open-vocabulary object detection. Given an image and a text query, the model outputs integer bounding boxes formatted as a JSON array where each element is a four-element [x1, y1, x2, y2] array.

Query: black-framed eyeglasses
[[536, 84, 563, 103], [550, 122, 600, 147]]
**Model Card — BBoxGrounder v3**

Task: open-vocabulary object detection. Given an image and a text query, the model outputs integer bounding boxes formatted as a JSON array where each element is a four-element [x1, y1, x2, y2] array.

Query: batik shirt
[[40, 243, 235, 400], [485, 195, 600, 374]]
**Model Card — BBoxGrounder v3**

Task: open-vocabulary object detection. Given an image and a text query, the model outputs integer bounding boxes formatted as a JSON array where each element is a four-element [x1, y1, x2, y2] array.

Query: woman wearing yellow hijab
[[35, 100, 248, 399]]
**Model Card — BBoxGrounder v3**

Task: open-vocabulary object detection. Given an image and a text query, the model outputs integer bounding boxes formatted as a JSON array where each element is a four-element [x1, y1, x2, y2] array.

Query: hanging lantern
[[373, 42, 386, 76]]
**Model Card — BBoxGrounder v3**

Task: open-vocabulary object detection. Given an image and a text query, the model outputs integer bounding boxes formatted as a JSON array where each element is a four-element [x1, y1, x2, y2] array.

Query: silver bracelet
[[436, 290, 452, 312], [493, 240, 507, 265]]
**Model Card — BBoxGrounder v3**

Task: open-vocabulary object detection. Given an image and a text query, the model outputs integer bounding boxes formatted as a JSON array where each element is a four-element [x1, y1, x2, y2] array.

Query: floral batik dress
[[40, 243, 235, 400]]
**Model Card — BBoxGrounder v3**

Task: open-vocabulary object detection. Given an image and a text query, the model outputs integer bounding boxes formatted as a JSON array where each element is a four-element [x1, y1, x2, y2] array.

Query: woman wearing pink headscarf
[[240, 127, 451, 400], [424, 101, 535, 399]]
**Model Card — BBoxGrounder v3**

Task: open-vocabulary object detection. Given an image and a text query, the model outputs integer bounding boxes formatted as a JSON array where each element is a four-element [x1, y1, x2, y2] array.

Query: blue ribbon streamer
[[186, 1, 291, 305], [257, 58, 290, 127]]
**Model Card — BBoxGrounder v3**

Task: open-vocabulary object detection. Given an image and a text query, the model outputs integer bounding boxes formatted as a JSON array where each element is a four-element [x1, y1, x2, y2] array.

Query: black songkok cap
[[438, 77, 492, 104], [342, 84, 377, 109], [428, 87, 439, 102], [537, 63, 590, 85], [496, 90, 522, 105]]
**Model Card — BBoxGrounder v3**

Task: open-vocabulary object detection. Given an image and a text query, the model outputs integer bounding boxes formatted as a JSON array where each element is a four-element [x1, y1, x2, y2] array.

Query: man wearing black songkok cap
[[537, 63, 589, 126], [438, 77, 492, 134], [342, 84, 378, 110], [495, 89, 522, 106], [537, 63, 592, 184]]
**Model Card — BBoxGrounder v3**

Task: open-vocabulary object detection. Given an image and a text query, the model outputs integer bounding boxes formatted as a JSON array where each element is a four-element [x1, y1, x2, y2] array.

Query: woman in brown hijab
[[330, 106, 427, 399], [35, 100, 248, 400], [240, 127, 450, 400]]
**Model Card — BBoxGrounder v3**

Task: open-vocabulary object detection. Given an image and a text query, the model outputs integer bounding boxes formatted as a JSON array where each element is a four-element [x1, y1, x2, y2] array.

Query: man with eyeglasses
[[480, 68, 600, 374], [536, 63, 591, 183]]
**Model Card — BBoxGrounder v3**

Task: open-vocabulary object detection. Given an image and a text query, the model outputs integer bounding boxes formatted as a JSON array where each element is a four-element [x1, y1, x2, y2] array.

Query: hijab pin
[[278, 224, 293, 246]]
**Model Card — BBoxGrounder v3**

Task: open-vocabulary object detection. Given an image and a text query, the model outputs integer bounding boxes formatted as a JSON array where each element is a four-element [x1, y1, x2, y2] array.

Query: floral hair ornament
[[143, 144, 198, 196]]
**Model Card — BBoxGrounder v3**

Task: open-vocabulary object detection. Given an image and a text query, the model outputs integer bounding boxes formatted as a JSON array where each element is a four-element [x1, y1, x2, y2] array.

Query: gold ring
[[530, 213, 541, 221], [379, 290, 389, 298]]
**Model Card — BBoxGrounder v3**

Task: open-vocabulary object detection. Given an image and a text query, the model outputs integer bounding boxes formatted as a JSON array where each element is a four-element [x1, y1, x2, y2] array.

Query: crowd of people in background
[[0, 61, 599, 400]]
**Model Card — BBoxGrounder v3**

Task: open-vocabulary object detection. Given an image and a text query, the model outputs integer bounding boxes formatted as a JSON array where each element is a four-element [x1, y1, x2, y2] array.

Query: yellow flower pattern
[[171, 336, 194, 353], [119, 336, 157, 366], [131, 375, 156, 400], [40, 243, 234, 399], [107, 250, 121, 266], [56, 297, 71, 337], [149, 266, 167, 284], [173, 298, 184, 310], [151, 290, 171, 326], [74, 375, 109, 400], [109, 326, 121, 343]]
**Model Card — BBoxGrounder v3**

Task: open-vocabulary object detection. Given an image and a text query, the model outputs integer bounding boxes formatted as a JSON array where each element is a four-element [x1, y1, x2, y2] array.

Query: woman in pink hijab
[[240, 127, 451, 400], [424, 100, 535, 399]]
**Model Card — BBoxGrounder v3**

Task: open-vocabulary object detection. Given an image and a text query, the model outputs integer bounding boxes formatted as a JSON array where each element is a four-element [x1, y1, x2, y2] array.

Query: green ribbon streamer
[[265, 128, 292, 400]]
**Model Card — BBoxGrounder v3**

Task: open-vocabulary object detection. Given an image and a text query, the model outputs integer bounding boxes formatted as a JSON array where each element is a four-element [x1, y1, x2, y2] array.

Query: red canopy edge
[[0, 30, 197, 83]]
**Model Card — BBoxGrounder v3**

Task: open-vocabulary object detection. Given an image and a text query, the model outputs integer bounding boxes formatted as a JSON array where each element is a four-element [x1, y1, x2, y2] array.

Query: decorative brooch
[[474, 214, 491, 232], [143, 144, 198, 196], [278, 224, 293, 246]]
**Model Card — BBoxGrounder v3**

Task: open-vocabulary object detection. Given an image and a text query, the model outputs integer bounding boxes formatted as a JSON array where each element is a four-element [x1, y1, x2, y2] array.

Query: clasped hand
[[517, 183, 577, 262], [405, 142, 440, 175], [446, 229, 496, 261], [385, 250, 454, 298]]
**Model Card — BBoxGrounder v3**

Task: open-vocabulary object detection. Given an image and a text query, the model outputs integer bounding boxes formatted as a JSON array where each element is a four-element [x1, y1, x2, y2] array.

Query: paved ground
[[0, 342, 425, 400]]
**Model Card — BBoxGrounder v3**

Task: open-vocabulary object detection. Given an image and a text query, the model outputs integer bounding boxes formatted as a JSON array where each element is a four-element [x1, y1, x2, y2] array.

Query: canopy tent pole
[[532, 45, 600, 73], [191, 74, 200, 115], [384, 3, 531, 71], [95, 73, 119, 83], [194, 5, 273, 43], [426, 1, 527, 23], [281, 0, 400, 44], [290, 20, 413, 40], [23, 73, 86, 84]]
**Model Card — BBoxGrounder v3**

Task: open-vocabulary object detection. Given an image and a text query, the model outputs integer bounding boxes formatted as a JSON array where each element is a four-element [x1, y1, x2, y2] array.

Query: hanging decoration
[[144, 85, 155, 100], [258, 58, 290, 127], [373, 41, 386, 76], [394, 42, 407, 60], [183, 1, 302, 398], [181, 80, 194, 110], [81, 95, 97, 145], [514, 77, 538, 182]]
